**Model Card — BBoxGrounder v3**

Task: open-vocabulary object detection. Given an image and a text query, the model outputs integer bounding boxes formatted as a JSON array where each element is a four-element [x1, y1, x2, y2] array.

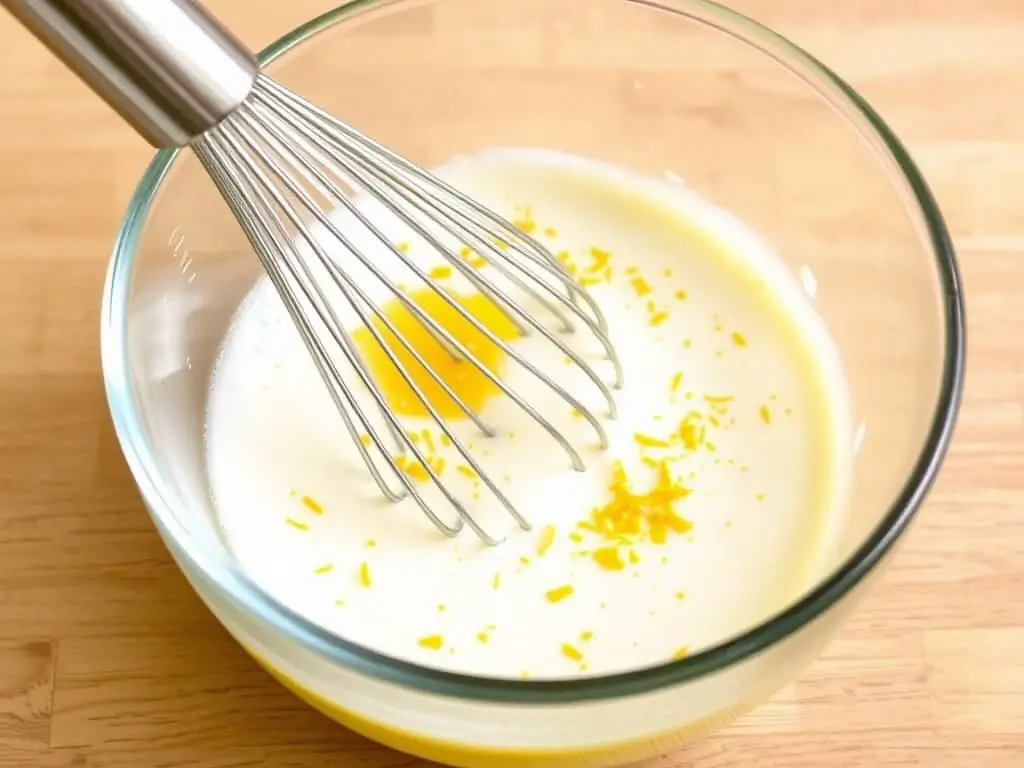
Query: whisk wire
[[234, 95, 616, 443], [254, 81, 621, 361], [199, 130, 496, 540], [257, 78, 603, 327], [236, 113, 495, 434], [210, 117, 541, 544], [198, 75, 624, 544], [230, 105, 601, 478], [194, 137, 412, 506], [264, 92, 624, 391]]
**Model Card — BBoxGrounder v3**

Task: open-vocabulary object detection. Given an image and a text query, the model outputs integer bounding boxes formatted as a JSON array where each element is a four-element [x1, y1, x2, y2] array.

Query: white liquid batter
[[205, 148, 852, 679]]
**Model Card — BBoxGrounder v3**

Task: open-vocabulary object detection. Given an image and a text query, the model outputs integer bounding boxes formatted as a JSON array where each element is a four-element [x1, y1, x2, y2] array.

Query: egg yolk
[[352, 288, 520, 420]]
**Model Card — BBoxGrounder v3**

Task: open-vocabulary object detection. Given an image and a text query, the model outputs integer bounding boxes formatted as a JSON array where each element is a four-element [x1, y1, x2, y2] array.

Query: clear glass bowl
[[100, 0, 965, 765]]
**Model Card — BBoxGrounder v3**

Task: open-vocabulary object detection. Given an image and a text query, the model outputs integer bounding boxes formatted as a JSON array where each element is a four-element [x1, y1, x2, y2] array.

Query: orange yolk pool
[[352, 288, 520, 420]]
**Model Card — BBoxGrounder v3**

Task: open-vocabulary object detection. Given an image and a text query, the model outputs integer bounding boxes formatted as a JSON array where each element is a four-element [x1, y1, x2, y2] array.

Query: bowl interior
[[106, 0, 957, 686]]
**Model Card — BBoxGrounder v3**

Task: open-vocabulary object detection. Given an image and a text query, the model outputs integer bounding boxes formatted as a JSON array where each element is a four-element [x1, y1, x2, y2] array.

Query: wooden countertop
[[0, 1, 1020, 766]]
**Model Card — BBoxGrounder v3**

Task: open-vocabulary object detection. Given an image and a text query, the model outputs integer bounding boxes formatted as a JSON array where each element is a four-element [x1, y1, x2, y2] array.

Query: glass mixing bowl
[[100, 0, 965, 765]]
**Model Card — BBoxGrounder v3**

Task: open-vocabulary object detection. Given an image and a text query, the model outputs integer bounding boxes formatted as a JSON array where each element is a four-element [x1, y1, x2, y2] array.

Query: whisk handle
[[1, 0, 258, 148]]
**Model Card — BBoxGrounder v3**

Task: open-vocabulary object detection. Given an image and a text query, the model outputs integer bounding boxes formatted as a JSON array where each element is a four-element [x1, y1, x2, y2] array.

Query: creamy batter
[[205, 148, 852, 679]]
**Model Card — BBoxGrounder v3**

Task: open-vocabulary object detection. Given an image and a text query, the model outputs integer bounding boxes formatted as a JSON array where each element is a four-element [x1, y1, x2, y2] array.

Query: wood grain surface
[[0, 1, 1020, 766]]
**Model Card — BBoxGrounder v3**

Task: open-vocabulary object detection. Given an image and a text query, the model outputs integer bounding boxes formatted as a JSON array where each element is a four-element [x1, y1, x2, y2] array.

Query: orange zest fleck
[[582, 461, 692, 549], [418, 635, 444, 650], [587, 246, 611, 273], [634, 433, 672, 448], [545, 584, 574, 603], [458, 246, 487, 269], [630, 276, 652, 297], [677, 415, 703, 451], [301, 495, 323, 514], [537, 524, 556, 556], [512, 208, 536, 233], [395, 455, 430, 483], [561, 643, 584, 662], [592, 547, 625, 571]]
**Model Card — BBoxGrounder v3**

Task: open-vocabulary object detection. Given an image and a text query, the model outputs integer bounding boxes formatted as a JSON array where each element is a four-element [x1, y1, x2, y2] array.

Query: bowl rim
[[100, 0, 965, 704]]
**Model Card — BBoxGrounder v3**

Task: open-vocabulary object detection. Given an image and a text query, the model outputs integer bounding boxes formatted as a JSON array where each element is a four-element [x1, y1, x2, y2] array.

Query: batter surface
[[205, 148, 851, 679]]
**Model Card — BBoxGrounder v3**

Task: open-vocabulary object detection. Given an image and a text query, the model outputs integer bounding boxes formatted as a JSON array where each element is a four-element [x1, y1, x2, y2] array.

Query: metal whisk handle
[[2, 0, 258, 147]]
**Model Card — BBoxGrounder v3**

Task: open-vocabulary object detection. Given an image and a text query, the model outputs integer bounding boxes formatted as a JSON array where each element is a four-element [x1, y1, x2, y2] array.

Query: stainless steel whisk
[[5, 0, 622, 544]]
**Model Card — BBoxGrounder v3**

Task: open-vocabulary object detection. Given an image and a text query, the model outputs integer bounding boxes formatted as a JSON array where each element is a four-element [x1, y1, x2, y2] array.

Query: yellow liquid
[[253, 650, 770, 768], [351, 288, 520, 420]]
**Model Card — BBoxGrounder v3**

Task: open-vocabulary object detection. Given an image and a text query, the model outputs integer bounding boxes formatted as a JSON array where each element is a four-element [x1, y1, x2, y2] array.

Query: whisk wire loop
[[260, 81, 606, 311], [245, 90, 621, 422], [229, 104, 598, 474], [235, 95, 615, 444], [193, 138, 411, 505], [254, 78, 622, 374], [194, 76, 623, 544], [200, 133, 491, 540]]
